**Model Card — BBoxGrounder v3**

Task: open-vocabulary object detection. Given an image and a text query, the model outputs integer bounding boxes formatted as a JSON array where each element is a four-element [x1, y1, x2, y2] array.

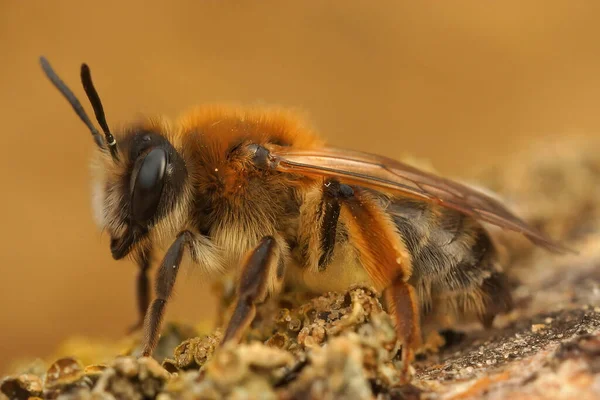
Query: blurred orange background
[[2, 1, 600, 373]]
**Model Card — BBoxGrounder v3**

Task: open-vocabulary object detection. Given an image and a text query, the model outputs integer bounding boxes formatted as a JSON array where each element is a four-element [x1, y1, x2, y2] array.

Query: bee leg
[[141, 231, 193, 357], [127, 246, 152, 334], [317, 179, 353, 271], [222, 236, 283, 343], [299, 178, 353, 272], [479, 272, 514, 329], [334, 186, 419, 379], [383, 277, 422, 382]]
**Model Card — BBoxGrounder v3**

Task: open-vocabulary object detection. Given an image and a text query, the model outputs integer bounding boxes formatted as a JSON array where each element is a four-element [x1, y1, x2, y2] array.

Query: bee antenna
[[80, 63, 118, 160], [39, 56, 106, 149]]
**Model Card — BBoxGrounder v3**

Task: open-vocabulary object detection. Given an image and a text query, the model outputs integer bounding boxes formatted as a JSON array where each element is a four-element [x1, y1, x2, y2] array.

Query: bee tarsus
[[222, 236, 284, 343], [141, 231, 194, 356], [383, 276, 421, 381]]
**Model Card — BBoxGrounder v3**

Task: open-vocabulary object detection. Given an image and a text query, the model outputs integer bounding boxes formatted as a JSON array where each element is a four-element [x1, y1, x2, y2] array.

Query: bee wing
[[270, 147, 574, 254]]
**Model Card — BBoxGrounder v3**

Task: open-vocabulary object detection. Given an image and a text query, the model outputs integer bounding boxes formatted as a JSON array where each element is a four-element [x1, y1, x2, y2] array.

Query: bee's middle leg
[[222, 235, 286, 343], [315, 179, 354, 271]]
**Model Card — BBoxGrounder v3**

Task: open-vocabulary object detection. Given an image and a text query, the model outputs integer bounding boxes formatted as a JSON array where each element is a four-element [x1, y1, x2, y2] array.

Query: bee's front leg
[[127, 245, 152, 334], [222, 235, 286, 343], [141, 231, 194, 357]]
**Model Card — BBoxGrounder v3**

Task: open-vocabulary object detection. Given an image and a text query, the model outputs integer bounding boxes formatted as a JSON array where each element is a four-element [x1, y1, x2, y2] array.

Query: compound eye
[[131, 147, 167, 225]]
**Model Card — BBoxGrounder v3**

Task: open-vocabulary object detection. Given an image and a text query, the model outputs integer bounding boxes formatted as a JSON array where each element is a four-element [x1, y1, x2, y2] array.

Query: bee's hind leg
[[222, 235, 286, 343], [384, 276, 422, 381], [478, 271, 514, 329]]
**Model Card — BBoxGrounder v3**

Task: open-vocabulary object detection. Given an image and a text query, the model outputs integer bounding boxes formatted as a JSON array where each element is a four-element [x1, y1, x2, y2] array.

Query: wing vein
[[271, 147, 574, 254]]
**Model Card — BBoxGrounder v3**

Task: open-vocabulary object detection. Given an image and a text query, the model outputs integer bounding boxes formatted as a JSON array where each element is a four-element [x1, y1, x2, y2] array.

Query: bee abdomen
[[391, 198, 512, 322]]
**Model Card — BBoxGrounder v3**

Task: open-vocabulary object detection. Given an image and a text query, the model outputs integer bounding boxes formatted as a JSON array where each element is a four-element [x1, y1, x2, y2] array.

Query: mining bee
[[39, 57, 571, 377]]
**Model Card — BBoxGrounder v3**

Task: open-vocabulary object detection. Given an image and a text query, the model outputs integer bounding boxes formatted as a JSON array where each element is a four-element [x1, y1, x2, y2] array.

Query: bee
[[39, 57, 571, 377]]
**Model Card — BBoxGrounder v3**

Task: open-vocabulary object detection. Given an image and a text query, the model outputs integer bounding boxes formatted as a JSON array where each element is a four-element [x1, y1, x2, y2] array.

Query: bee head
[[40, 57, 189, 260]]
